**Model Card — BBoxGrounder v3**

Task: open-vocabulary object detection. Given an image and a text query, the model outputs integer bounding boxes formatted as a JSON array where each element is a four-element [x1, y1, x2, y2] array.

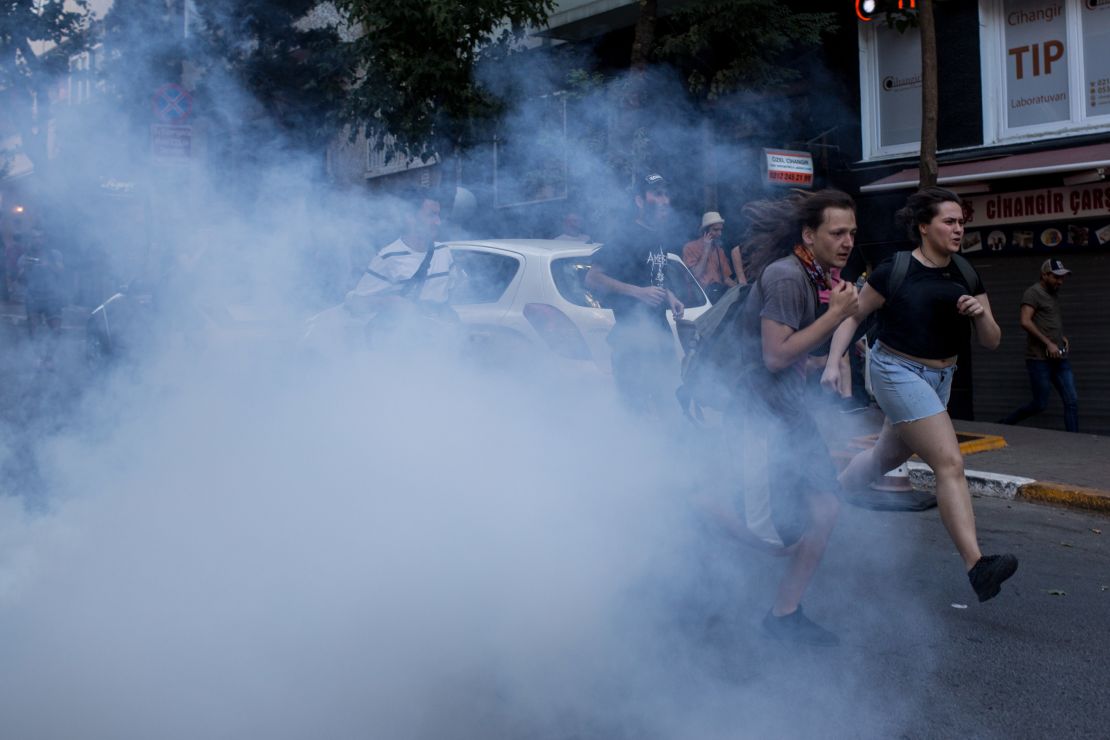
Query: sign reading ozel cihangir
[[763, 149, 814, 188]]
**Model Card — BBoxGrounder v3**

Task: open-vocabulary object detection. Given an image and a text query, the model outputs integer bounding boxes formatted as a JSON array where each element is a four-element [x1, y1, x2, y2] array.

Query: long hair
[[895, 186, 962, 245], [742, 189, 856, 280]]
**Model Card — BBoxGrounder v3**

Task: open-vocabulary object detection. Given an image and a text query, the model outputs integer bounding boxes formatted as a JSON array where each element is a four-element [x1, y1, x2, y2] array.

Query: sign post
[[150, 83, 193, 163]]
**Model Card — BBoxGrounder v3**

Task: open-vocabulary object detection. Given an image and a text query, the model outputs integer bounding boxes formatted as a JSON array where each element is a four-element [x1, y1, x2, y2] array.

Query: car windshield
[[551, 254, 708, 309], [664, 257, 708, 309], [450, 249, 522, 305]]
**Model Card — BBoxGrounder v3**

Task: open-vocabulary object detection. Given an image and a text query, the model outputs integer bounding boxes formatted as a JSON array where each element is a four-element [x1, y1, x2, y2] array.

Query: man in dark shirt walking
[[586, 173, 684, 417], [1000, 259, 1078, 432]]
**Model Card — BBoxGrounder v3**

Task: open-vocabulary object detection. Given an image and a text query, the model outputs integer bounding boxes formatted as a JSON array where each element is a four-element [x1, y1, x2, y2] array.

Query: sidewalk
[[948, 419, 1110, 514], [837, 408, 1110, 515]]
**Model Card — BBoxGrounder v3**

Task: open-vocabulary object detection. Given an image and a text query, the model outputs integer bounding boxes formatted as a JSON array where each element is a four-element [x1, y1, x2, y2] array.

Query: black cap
[[637, 173, 667, 195]]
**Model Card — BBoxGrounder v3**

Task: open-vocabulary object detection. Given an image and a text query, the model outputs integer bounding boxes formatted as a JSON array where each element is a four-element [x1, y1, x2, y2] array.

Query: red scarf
[[793, 244, 830, 292]]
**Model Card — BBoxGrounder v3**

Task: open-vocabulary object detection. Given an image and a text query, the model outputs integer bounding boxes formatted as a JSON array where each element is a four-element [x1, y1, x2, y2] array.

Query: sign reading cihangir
[[763, 149, 814, 188]]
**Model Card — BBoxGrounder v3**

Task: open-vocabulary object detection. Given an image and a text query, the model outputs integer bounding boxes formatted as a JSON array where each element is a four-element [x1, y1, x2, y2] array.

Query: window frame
[[858, 19, 924, 161], [980, 0, 1110, 145]]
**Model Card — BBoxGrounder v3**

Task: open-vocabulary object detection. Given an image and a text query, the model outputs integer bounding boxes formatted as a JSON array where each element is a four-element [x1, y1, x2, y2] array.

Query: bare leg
[[894, 411, 982, 569], [773, 491, 840, 615], [838, 417, 914, 491]]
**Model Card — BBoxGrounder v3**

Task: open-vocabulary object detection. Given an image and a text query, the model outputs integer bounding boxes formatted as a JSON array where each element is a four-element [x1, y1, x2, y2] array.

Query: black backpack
[[887, 249, 978, 296], [675, 281, 758, 420]]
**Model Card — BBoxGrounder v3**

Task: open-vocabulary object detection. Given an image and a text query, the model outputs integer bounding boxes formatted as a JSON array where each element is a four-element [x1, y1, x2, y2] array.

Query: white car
[[447, 239, 710, 374]]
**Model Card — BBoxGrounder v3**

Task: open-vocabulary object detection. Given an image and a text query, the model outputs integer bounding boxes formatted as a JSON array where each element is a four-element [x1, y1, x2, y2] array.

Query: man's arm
[[585, 265, 665, 307], [1018, 303, 1059, 357], [762, 281, 858, 372]]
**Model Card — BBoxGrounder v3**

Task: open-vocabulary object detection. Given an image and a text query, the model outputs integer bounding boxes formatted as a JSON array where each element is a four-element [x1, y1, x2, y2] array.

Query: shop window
[[858, 20, 924, 160]]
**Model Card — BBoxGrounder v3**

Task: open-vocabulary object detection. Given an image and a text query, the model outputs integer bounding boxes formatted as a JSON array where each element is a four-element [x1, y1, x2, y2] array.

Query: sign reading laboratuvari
[[762, 149, 814, 187]]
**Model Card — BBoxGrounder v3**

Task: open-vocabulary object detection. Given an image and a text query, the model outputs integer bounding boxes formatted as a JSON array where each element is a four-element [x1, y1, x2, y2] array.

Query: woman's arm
[[959, 292, 1001, 350], [821, 283, 884, 392]]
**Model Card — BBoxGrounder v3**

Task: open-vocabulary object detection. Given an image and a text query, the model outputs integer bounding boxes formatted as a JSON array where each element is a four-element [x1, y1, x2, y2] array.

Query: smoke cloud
[[0, 7, 940, 739]]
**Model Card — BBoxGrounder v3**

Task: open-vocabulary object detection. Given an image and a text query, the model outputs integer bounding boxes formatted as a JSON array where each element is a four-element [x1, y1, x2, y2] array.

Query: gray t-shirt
[[740, 255, 818, 415], [1021, 281, 1064, 360]]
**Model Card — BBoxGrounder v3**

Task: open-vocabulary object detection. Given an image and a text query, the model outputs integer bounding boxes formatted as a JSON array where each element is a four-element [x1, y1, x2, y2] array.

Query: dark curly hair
[[895, 186, 962, 245]]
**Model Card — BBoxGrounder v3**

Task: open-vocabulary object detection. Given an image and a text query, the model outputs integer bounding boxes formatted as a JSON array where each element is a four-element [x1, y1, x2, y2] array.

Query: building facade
[[845, 0, 1110, 433]]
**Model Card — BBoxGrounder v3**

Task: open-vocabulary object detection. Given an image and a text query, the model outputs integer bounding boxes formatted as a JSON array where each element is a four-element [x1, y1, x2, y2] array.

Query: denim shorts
[[869, 343, 956, 424]]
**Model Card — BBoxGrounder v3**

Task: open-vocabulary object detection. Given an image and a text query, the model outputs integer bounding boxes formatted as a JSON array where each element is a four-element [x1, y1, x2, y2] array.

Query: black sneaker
[[968, 554, 1019, 602], [761, 605, 840, 647]]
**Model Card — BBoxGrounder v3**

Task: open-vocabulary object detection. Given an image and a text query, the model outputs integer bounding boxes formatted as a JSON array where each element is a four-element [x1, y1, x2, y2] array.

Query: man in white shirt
[[347, 189, 453, 309], [303, 189, 456, 352]]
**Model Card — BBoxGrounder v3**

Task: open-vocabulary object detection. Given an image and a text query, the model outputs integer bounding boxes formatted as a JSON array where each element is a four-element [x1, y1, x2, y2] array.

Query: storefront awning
[[859, 142, 1110, 193]]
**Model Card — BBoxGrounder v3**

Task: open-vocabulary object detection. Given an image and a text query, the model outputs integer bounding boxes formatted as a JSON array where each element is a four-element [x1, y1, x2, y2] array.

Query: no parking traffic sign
[[152, 83, 193, 123]]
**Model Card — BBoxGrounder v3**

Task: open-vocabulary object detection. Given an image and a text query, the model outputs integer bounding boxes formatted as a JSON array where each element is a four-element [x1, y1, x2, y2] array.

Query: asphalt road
[[2, 323, 1108, 738], [678, 495, 1110, 740]]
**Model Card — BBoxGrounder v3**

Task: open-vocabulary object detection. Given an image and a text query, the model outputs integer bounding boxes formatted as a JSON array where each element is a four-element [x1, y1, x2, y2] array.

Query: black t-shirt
[[591, 221, 669, 327], [868, 252, 985, 360]]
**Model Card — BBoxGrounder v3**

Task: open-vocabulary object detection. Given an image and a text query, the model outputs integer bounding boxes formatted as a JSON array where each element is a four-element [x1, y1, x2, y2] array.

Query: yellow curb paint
[[849, 432, 1007, 457], [956, 434, 1008, 455], [1017, 482, 1110, 514]]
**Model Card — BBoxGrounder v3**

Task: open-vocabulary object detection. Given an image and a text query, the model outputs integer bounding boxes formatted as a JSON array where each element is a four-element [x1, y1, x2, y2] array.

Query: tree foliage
[[333, 0, 556, 160], [0, 0, 90, 170], [190, 0, 351, 151], [97, 0, 349, 154], [654, 0, 837, 99]]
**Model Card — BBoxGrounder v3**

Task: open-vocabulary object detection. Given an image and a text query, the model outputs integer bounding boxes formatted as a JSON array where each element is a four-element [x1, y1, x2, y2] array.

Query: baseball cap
[[637, 173, 667, 195], [1042, 258, 1071, 276]]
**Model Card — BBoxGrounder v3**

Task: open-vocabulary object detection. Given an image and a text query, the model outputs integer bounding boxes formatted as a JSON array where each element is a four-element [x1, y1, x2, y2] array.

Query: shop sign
[[963, 182, 1110, 227], [762, 149, 814, 188], [1004, 0, 1070, 128], [961, 182, 1110, 253]]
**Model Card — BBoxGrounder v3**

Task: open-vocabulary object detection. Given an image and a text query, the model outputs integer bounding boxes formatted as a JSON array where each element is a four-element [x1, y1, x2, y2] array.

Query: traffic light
[[856, 0, 916, 22]]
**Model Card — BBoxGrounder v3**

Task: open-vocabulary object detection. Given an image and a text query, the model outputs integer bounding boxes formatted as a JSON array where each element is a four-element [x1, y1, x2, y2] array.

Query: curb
[[1016, 482, 1110, 514], [905, 462, 1110, 515], [906, 462, 1033, 501]]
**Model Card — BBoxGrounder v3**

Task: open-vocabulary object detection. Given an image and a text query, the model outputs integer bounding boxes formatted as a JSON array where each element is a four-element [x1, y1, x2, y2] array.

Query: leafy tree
[[190, 0, 350, 152], [653, 0, 837, 99], [0, 0, 90, 171], [333, 0, 556, 161]]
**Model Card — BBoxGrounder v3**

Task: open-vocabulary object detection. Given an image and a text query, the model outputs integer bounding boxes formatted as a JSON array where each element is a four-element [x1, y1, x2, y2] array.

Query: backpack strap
[[950, 253, 979, 294], [887, 249, 912, 298]]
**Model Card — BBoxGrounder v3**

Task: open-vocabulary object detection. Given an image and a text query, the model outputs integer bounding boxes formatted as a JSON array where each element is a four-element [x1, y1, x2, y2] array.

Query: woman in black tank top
[[822, 187, 1018, 604]]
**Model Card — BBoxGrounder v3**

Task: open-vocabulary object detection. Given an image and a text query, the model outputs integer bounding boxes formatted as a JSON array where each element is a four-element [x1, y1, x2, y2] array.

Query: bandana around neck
[[793, 244, 830, 292]]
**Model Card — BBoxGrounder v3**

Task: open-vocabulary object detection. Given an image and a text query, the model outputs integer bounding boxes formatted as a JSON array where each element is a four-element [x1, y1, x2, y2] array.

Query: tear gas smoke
[[1, 9, 940, 739]]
